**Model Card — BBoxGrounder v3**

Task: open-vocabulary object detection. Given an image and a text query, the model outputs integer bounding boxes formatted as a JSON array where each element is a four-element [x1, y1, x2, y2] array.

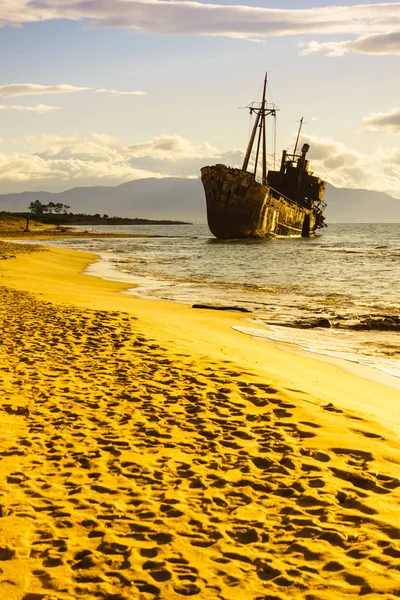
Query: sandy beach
[[1, 241, 400, 600]]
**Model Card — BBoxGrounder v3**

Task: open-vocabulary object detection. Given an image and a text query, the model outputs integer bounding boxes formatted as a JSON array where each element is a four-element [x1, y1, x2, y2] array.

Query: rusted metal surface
[[201, 164, 323, 239]]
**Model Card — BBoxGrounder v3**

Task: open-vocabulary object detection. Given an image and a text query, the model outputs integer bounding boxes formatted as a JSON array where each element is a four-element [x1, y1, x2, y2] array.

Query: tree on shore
[[28, 200, 45, 217], [28, 200, 71, 217]]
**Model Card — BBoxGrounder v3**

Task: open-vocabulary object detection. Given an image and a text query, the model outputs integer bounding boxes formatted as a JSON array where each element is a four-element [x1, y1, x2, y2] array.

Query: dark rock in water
[[314, 318, 332, 328], [348, 316, 400, 331], [292, 317, 332, 329], [192, 304, 251, 313]]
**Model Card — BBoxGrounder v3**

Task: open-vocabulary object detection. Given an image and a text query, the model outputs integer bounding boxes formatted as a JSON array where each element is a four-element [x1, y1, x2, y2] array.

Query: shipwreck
[[201, 74, 327, 239]]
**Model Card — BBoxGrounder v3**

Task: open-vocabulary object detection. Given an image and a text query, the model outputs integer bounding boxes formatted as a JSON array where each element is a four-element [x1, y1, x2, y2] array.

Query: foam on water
[[233, 324, 400, 379]]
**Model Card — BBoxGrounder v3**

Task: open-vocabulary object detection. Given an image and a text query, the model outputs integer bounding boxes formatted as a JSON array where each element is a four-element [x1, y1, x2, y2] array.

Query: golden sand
[[1, 242, 400, 600]]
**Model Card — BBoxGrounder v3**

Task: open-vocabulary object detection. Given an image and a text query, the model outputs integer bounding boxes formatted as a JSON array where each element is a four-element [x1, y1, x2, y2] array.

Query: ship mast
[[242, 73, 278, 185], [292, 116, 304, 159], [261, 74, 267, 184]]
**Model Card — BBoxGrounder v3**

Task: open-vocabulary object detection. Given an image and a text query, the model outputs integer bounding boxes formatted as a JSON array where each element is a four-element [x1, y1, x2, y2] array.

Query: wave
[[233, 324, 400, 379], [324, 247, 400, 256]]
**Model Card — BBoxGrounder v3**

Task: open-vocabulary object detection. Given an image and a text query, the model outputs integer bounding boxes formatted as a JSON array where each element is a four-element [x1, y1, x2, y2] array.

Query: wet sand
[[1, 242, 400, 600]]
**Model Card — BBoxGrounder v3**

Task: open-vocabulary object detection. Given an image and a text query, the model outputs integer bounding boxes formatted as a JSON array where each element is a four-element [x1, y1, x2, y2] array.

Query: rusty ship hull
[[201, 164, 322, 239]]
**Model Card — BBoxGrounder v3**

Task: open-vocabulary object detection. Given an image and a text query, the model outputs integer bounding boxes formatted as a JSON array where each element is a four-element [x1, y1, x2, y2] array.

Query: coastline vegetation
[[1, 202, 190, 227]]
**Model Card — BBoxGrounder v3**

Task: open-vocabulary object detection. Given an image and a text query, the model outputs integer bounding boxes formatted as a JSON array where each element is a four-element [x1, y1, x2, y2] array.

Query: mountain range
[[1, 178, 399, 223]]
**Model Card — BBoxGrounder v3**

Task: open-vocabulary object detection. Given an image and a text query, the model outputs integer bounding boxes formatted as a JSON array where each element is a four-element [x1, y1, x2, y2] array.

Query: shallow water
[[22, 222, 400, 378]]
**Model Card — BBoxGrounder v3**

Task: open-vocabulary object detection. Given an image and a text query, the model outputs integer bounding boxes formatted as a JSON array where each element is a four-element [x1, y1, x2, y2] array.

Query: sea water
[[32, 223, 400, 379]]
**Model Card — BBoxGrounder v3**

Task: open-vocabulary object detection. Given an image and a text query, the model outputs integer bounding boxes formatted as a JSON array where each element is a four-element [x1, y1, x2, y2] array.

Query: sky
[[0, 0, 399, 197]]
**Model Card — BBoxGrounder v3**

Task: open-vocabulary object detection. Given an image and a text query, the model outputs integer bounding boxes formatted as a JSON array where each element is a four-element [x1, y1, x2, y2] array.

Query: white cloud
[[25, 133, 124, 160], [299, 31, 400, 57], [0, 103, 60, 113], [301, 133, 400, 198], [127, 134, 220, 160], [362, 107, 400, 133], [95, 88, 147, 96], [0, 152, 161, 186], [0, 1, 399, 49], [24, 133, 220, 162], [0, 83, 147, 100], [389, 149, 400, 164], [0, 133, 221, 192], [0, 83, 90, 98]]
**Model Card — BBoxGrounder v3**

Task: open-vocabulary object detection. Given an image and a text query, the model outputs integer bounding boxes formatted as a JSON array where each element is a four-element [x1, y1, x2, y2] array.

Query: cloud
[[389, 149, 400, 163], [129, 148, 243, 178], [0, 152, 161, 187], [0, 132, 221, 192], [0, 83, 147, 100], [299, 31, 400, 56], [362, 107, 400, 133], [126, 134, 220, 161], [1, 130, 399, 198], [300, 133, 400, 198], [0, 103, 60, 113], [26, 133, 124, 160], [0, 83, 90, 98], [95, 88, 147, 96], [25, 133, 220, 162], [1, 1, 400, 48]]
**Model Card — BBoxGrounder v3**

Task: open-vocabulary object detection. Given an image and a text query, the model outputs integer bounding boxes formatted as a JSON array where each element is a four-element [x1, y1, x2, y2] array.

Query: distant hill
[[0, 179, 205, 222], [323, 185, 400, 223], [0, 178, 399, 223]]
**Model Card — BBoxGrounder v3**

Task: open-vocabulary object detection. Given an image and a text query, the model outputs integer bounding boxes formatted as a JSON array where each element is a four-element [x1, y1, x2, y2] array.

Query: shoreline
[[234, 324, 400, 392], [3, 243, 400, 433], [85, 249, 400, 395], [0, 231, 165, 240], [2, 239, 400, 426], [1, 243, 400, 599]]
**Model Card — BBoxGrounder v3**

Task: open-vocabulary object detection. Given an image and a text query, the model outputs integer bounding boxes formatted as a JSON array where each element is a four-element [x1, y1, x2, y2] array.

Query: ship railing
[[268, 185, 300, 208], [255, 175, 326, 212], [254, 175, 298, 206], [312, 199, 327, 212]]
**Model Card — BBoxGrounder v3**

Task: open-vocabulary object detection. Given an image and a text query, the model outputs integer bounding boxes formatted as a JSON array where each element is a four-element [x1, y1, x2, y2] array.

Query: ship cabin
[[267, 143, 326, 211]]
